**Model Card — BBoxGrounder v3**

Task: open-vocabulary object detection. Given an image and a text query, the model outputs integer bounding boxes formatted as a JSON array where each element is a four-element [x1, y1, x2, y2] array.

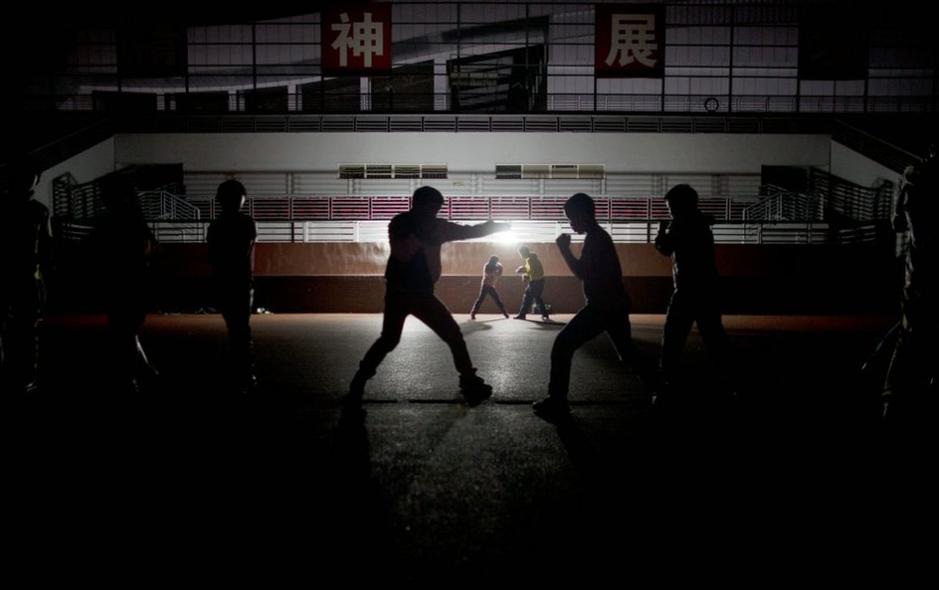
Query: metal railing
[[743, 185, 825, 222], [131, 219, 881, 246], [113, 112, 837, 134], [183, 194, 751, 223], [52, 172, 106, 221], [31, 93, 939, 116], [831, 119, 923, 174], [139, 191, 201, 221], [55, 217, 888, 247], [809, 169, 893, 221]]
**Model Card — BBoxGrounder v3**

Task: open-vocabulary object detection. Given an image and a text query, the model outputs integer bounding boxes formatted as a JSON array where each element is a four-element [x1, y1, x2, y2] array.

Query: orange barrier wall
[[131, 242, 897, 314]]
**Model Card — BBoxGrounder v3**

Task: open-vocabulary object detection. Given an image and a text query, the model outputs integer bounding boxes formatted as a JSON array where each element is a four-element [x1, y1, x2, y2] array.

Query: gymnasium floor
[[9, 313, 932, 582]]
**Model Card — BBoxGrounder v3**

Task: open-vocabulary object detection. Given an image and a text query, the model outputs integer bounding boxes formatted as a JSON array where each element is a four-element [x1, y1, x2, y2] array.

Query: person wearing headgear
[[654, 183, 729, 397], [348, 186, 510, 405], [207, 179, 258, 394], [532, 192, 640, 421], [882, 144, 938, 421], [470, 255, 509, 320], [93, 172, 158, 394], [0, 154, 51, 394], [514, 245, 550, 320]]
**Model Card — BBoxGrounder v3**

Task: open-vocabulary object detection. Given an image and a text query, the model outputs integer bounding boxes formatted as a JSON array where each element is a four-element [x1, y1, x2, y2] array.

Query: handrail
[[831, 118, 923, 174], [138, 191, 201, 221], [810, 168, 893, 221], [180, 194, 755, 223], [25, 93, 939, 117], [743, 188, 824, 222], [117, 219, 886, 246]]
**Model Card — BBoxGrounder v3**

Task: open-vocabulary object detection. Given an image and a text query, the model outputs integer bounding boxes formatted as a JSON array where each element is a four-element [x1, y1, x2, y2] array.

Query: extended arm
[[436, 220, 511, 243]]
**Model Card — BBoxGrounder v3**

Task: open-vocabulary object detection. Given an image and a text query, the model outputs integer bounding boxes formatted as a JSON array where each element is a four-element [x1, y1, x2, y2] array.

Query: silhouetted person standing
[[654, 184, 729, 395], [883, 148, 939, 420], [533, 193, 639, 421], [514, 245, 550, 320], [94, 174, 157, 393], [348, 186, 509, 404], [1, 155, 51, 394], [207, 179, 258, 394], [470, 255, 509, 319]]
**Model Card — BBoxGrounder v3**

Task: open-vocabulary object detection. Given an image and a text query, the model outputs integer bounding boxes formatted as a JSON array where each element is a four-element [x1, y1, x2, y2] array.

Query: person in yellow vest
[[514, 245, 550, 320]]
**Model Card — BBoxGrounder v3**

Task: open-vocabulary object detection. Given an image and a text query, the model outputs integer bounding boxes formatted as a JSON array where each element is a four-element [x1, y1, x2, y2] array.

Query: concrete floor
[[8, 313, 935, 582]]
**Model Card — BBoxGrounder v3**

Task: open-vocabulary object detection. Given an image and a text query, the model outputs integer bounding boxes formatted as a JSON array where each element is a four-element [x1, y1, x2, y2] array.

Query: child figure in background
[[470, 255, 509, 320]]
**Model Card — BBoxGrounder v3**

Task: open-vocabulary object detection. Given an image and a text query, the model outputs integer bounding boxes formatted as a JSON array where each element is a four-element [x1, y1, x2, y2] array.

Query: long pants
[[548, 303, 635, 400], [471, 285, 507, 315], [883, 276, 938, 403], [0, 279, 42, 390], [106, 304, 149, 390], [518, 279, 548, 317], [218, 282, 255, 383], [358, 289, 475, 379], [660, 289, 727, 378]]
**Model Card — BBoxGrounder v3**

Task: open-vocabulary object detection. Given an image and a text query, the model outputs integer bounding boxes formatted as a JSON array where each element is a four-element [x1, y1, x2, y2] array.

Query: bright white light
[[491, 227, 518, 244]]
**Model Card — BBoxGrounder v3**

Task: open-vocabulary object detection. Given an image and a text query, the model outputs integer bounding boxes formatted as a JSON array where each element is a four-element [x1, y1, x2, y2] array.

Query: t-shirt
[[207, 211, 257, 282]]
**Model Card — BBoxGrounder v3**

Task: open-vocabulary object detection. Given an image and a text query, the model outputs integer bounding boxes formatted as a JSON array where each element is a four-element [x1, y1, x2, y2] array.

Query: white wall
[[115, 132, 830, 174], [35, 138, 115, 209], [829, 141, 903, 189]]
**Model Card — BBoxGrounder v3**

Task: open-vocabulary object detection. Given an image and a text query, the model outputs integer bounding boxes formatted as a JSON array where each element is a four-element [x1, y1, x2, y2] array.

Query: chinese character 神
[[605, 14, 658, 68], [331, 12, 384, 68]]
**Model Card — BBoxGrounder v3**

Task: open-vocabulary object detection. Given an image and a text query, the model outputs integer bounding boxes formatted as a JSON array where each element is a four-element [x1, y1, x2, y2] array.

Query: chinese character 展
[[331, 12, 384, 67], [605, 14, 658, 68]]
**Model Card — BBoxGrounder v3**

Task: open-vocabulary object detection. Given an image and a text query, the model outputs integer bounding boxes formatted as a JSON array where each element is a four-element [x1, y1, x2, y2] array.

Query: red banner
[[595, 4, 665, 78], [321, 4, 392, 75]]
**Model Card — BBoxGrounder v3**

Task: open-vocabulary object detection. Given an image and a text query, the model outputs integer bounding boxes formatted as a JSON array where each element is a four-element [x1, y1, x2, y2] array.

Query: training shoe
[[532, 396, 570, 422], [513, 315, 527, 320], [459, 374, 493, 405]]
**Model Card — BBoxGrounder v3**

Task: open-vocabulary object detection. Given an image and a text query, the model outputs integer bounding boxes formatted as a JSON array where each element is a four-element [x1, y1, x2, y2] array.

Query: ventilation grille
[[338, 164, 365, 179], [495, 164, 605, 180], [523, 164, 550, 179], [495, 164, 522, 180], [366, 164, 393, 179], [339, 164, 448, 179], [394, 165, 420, 179], [421, 164, 448, 179]]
